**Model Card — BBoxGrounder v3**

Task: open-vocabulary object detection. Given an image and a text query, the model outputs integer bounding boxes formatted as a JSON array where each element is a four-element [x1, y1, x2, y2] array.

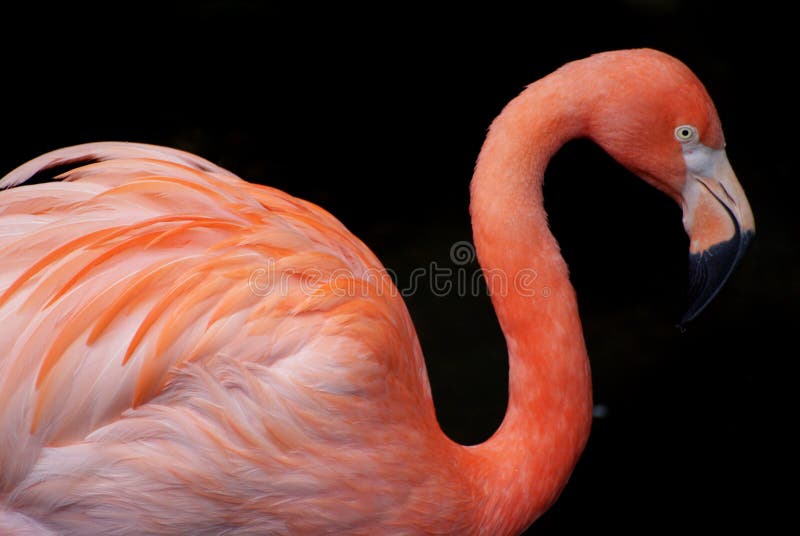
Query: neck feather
[[461, 70, 596, 534]]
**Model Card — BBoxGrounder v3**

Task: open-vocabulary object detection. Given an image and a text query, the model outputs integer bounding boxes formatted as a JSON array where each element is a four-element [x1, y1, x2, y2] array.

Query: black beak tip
[[680, 230, 753, 327]]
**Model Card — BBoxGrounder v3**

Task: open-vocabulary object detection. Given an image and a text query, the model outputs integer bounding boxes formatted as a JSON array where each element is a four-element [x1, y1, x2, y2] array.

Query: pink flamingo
[[0, 49, 753, 534]]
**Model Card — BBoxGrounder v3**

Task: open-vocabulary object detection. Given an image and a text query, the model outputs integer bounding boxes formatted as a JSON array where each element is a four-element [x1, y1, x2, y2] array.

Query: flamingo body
[[0, 143, 467, 534], [0, 49, 753, 534]]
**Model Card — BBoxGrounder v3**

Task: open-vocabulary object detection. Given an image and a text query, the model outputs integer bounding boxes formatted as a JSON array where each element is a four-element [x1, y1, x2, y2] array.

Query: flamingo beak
[[680, 149, 754, 325]]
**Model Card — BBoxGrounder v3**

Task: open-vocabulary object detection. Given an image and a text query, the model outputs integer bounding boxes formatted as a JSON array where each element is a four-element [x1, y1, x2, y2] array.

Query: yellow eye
[[675, 125, 697, 143]]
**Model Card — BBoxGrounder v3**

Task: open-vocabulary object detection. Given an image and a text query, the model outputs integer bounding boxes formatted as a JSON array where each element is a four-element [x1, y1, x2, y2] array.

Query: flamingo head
[[582, 49, 755, 324]]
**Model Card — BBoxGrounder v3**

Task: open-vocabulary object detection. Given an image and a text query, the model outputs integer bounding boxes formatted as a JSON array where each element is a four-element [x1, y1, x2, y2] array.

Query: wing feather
[[0, 142, 428, 496], [0, 142, 235, 190]]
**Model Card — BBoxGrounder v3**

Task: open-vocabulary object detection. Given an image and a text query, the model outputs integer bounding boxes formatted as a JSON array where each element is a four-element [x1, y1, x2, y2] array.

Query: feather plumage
[[0, 143, 452, 534]]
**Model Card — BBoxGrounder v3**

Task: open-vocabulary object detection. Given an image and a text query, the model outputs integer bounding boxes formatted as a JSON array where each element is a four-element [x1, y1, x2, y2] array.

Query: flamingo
[[0, 48, 753, 535]]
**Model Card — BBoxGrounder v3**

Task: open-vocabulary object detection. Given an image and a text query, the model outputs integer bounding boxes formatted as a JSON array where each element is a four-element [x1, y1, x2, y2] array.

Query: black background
[[2, 1, 795, 533]]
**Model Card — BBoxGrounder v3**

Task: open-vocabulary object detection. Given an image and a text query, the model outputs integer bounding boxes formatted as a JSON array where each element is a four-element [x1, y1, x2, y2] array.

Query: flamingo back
[[0, 143, 448, 533]]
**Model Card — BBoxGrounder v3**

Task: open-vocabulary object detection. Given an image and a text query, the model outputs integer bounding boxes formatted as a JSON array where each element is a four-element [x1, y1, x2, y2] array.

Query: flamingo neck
[[464, 72, 595, 534]]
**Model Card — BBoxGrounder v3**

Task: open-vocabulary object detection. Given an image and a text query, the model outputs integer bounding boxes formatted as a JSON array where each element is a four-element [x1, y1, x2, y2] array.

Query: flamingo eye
[[675, 125, 698, 143]]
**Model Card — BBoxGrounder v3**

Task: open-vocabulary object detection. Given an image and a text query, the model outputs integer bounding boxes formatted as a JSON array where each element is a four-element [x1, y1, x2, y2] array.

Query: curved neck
[[462, 72, 595, 534]]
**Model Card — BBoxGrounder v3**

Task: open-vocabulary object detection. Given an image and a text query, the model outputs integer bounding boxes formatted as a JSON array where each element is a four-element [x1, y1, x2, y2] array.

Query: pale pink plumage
[[0, 143, 453, 534]]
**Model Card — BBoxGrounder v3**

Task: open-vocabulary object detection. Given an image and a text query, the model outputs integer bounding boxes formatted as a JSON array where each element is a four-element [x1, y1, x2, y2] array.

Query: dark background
[[2, 1, 795, 533]]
